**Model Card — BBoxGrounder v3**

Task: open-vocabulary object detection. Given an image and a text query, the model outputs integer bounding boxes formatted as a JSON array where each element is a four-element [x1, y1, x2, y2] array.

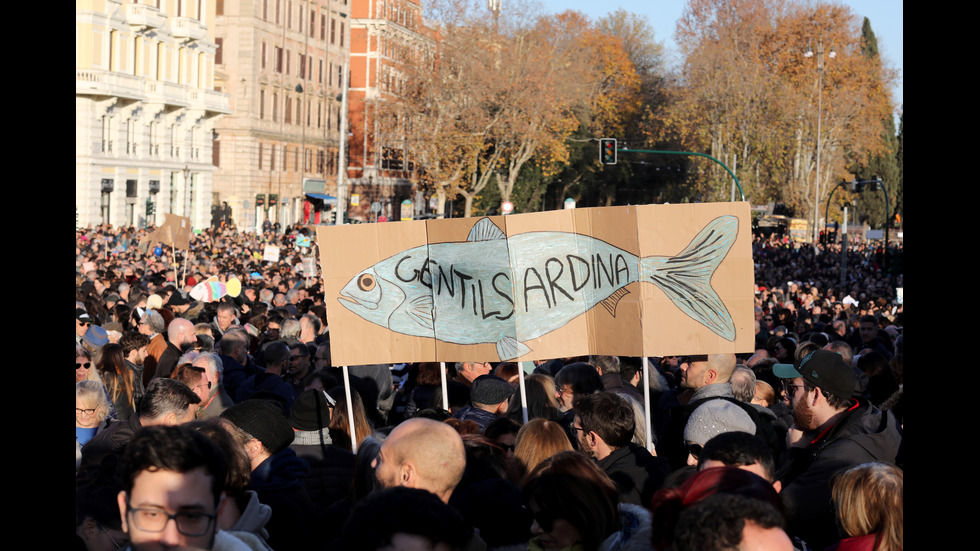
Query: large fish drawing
[[338, 216, 738, 360]]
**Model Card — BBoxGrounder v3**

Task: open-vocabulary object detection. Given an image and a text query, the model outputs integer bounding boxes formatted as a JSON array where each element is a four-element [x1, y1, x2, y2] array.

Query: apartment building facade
[[76, 0, 230, 230], [347, 0, 437, 221], [212, 0, 350, 230]]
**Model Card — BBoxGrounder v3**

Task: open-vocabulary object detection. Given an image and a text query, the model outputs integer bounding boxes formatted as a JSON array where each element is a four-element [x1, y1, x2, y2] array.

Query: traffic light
[[145, 198, 155, 218], [599, 138, 617, 165]]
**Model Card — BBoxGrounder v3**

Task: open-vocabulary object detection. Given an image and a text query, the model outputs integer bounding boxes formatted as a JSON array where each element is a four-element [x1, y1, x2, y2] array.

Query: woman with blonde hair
[[829, 462, 903, 551], [76, 380, 111, 471], [513, 419, 573, 484], [75, 346, 102, 385]]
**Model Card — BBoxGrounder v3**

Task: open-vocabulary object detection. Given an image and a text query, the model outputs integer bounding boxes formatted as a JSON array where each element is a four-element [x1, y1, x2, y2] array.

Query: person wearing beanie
[[683, 399, 757, 466], [288, 389, 356, 509], [451, 374, 515, 432], [221, 400, 324, 551]]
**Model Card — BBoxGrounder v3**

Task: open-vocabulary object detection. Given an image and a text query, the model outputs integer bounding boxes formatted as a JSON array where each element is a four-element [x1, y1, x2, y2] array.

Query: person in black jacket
[[288, 389, 355, 509], [574, 392, 669, 508], [774, 349, 902, 551]]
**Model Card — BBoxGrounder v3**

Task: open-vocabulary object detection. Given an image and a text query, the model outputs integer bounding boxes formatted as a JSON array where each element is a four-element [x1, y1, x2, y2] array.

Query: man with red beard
[[773, 350, 901, 551]]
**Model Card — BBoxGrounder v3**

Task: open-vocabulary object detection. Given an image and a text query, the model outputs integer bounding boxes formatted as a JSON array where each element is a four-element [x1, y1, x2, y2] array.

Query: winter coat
[[776, 401, 901, 551], [290, 428, 356, 509], [249, 448, 325, 551], [598, 444, 669, 508], [599, 504, 653, 551], [236, 372, 296, 413]]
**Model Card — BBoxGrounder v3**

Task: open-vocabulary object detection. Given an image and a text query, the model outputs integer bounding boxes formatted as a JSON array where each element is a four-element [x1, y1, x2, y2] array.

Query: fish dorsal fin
[[467, 218, 506, 242], [496, 337, 531, 361], [599, 287, 630, 318]]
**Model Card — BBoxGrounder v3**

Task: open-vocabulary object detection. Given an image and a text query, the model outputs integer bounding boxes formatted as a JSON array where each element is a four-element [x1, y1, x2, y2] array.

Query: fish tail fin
[[641, 216, 738, 341]]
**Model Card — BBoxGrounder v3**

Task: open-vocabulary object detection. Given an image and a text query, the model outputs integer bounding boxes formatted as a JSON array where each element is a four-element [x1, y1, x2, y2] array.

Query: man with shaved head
[[372, 418, 466, 504], [661, 354, 779, 469], [154, 318, 196, 380]]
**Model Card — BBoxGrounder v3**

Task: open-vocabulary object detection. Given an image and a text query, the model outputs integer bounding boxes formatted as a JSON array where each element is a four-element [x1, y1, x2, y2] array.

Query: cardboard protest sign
[[263, 245, 281, 263], [317, 203, 754, 365], [139, 214, 192, 251]]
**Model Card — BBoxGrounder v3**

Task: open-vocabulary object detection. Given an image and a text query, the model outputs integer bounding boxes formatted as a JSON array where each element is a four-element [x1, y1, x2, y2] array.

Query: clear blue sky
[[536, 0, 903, 110]]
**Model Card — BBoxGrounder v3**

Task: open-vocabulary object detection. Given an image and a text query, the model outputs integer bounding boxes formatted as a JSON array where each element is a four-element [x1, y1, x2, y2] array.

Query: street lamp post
[[805, 39, 834, 243]]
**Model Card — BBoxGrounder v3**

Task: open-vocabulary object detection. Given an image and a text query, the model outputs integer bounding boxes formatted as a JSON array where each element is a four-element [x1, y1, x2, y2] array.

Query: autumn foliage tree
[[663, 0, 897, 227], [375, 0, 642, 217]]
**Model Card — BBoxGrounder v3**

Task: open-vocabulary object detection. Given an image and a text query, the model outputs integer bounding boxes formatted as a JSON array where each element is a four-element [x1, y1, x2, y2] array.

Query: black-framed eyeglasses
[[783, 382, 806, 398], [77, 362, 92, 370], [76, 407, 97, 416], [126, 504, 217, 536]]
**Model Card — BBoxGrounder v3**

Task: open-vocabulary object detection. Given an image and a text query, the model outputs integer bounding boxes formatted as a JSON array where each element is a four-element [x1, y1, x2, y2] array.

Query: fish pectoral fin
[[600, 287, 630, 318], [496, 337, 531, 361], [467, 218, 506, 242], [407, 295, 435, 330]]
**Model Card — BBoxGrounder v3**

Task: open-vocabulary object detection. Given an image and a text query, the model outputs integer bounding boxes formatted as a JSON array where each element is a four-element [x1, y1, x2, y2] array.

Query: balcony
[[125, 4, 167, 31], [170, 17, 208, 44], [144, 79, 190, 109], [76, 69, 145, 101], [187, 88, 232, 115]]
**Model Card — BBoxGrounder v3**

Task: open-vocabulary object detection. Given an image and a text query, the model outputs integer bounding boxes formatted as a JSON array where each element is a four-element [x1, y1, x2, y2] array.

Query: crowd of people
[[75, 223, 904, 551]]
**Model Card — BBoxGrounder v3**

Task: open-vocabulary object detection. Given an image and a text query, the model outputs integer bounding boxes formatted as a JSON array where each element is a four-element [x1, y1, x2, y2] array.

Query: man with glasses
[[285, 342, 312, 395], [773, 349, 901, 551], [116, 425, 227, 550], [453, 360, 493, 388]]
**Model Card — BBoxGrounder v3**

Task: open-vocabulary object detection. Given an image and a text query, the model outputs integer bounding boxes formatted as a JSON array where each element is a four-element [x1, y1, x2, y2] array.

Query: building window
[[274, 46, 282, 72], [285, 97, 292, 123], [272, 92, 278, 121], [262, 42, 266, 69], [258, 143, 263, 169], [310, 9, 316, 37], [286, 49, 290, 75], [340, 22, 345, 47], [259, 89, 266, 119], [276, 0, 280, 24], [215, 38, 223, 65], [331, 19, 336, 45], [271, 145, 276, 171], [321, 14, 326, 40]]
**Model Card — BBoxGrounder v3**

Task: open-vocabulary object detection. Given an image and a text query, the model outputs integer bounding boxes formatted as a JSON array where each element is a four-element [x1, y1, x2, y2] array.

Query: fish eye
[[357, 274, 376, 292]]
